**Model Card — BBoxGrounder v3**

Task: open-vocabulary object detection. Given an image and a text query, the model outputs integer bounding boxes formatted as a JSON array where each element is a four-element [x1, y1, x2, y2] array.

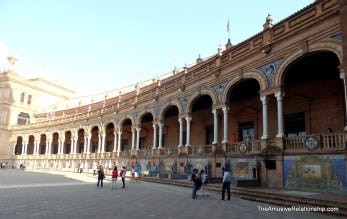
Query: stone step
[[141, 177, 347, 217]]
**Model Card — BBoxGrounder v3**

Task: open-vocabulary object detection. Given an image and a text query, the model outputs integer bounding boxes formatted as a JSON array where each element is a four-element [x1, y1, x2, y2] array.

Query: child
[[111, 166, 118, 190]]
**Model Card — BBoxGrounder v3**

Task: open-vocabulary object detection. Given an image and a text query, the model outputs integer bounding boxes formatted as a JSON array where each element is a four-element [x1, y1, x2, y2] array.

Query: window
[[17, 112, 30, 125], [285, 112, 306, 136], [27, 95, 32, 104], [239, 122, 254, 141], [20, 93, 25, 103]]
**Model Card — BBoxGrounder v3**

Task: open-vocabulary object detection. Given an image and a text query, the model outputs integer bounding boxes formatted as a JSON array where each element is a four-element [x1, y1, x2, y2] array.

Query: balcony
[[284, 133, 346, 153]]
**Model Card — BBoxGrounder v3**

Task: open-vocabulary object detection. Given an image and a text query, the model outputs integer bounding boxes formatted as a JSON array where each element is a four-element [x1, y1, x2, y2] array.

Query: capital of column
[[136, 127, 141, 132], [185, 116, 192, 122], [275, 91, 284, 100], [222, 106, 229, 113], [260, 95, 267, 104], [212, 109, 218, 114]]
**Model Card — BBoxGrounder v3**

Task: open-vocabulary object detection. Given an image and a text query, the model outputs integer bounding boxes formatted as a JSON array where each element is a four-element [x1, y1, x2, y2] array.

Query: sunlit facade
[[2, 0, 347, 192]]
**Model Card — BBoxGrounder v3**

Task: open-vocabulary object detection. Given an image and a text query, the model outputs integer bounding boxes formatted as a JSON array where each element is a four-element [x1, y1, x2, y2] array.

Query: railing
[[284, 133, 346, 152], [226, 140, 261, 154]]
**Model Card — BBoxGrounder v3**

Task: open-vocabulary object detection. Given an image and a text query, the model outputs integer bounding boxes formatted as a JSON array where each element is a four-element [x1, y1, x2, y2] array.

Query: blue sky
[[0, 0, 314, 96]]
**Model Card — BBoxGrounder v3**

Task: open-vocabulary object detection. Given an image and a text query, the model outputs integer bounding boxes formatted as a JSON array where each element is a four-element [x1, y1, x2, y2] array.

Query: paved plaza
[[0, 169, 341, 219]]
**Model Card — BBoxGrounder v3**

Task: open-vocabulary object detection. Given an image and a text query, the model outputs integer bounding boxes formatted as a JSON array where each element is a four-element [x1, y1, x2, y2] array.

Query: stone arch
[[137, 109, 156, 125], [222, 71, 266, 103], [159, 100, 182, 121], [274, 39, 343, 87], [118, 116, 135, 128], [186, 88, 218, 113]]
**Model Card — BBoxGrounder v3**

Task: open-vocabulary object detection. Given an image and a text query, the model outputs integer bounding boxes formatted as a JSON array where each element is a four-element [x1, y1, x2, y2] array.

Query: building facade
[[3, 0, 347, 192]]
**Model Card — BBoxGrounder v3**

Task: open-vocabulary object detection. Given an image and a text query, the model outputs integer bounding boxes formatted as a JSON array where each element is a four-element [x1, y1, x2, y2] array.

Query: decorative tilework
[[331, 33, 343, 41], [211, 81, 227, 102], [283, 155, 346, 192], [154, 106, 161, 118], [179, 96, 189, 113], [257, 58, 282, 86]]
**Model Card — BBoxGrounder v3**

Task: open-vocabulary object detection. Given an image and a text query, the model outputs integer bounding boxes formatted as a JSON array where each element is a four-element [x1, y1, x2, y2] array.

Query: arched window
[[27, 95, 32, 104], [20, 92, 25, 103], [17, 112, 30, 125]]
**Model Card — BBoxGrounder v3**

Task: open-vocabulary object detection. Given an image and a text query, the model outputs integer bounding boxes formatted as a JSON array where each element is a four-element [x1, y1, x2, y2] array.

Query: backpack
[[120, 170, 124, 177]]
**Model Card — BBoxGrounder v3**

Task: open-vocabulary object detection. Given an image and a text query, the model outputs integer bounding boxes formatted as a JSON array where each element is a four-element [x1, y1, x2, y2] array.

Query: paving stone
[[0, 169, 339, 219]]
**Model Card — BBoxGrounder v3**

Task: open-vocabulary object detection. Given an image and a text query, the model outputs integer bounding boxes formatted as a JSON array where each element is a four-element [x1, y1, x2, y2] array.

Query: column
[[60, 138, 65, 154], [97, 134, 102, 153], [57, 138, 61, 154], [24, 142, 28, 155], [12, 142, 16, 155], [158, 123, 163, 149], [261, 95, 269, 139], [340, 70, 347, 130], [136, 128, 141, 150], [117, 131, 122, 152], [21, 142, 25, 155], [152, 124, 157, 149], [100, 133, 106, 153], [222, 106, 230, 143], [275, 91, 284, 138], [113, 131, 117, 152], [83, 137, 87, 153], [33, 141, 38, 155], [35, 140, 40, 155], [212, 109, 218, 144], [131, 128, 136, 150], [86, 136, 91, 153], [178, 118, 183, 147], [71, 138, 76, 154], [46, 140, 51, 155], [185, 116, 192, 147]]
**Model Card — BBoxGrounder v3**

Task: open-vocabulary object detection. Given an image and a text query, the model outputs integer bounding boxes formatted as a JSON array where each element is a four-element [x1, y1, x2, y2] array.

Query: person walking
[[97, 164, 105, 188], [111, 166, 118, 190], [120, 166, 126, 188], [130, 166, 135, 183], [221, 168, 231, 201], [191, 168, 200, 199]]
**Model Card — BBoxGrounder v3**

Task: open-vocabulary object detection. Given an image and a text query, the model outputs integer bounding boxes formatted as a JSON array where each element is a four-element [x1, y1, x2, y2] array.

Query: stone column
[[136, 128, 141, 150], [33, 141, 38, 155], [60, 138, 65, 154], [86, 136, 91, 153], [340, 70, 347, 130], [131, 128, 136, 150], [46, 140, 51, 155], [275, 91, 284, 138], [12, 142, 16, 155], [178, 118, 183, 147], [261, 95, 269, 139], [185, 116, 192, 147], [113, 131, 117, 152], [222, 106, 230, 143], [71, 138, 76, 154], [152, 124, 157, 149], [21, 142, 25, 155], [117, 131, 122, 152], [97, 134, 102, 153], [100, 133, 106, 153], [24, 142, 28, 155], [158, 123, 163, 149], [212, 109, 218, 144], [36, 140, 40, 155]]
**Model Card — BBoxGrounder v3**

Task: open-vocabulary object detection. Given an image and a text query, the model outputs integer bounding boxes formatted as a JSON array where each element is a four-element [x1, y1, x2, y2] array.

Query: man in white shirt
[[221, 168, 231, 200]]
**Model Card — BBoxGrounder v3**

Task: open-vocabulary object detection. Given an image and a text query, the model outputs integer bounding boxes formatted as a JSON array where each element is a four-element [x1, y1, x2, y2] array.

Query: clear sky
[[0, 0, 314, 97]]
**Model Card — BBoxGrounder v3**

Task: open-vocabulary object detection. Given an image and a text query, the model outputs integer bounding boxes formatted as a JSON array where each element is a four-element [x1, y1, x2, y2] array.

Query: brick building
[[2, 0, 347, 192]]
